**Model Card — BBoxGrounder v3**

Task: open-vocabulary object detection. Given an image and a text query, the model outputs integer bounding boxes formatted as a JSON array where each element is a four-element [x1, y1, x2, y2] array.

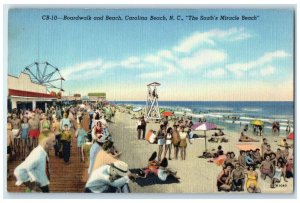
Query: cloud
[[61, 58, 103, 80], [260, 66, 275, 76], [178, 49, 227, 70], [173, 27, 251, 53], [120, 57, 144, 68], [139, 71, 165, 79], [204, 68, 227, 78], [144, 54, 161, 64], [157, 50, 174, 60], [60, 28, 288, 83], [227, 50, 290, 76]]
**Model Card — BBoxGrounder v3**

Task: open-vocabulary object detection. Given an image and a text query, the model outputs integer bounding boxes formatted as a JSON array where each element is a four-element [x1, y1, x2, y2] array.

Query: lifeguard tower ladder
[[146, 82, 161, 120]]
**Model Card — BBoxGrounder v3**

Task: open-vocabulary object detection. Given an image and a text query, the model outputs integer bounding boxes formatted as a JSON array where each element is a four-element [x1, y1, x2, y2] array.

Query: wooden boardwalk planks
[[6, 137, 89, 193]]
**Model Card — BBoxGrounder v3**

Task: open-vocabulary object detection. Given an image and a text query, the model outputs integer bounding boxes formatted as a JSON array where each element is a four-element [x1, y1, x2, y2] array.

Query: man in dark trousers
[[140, 116, 147, 140]]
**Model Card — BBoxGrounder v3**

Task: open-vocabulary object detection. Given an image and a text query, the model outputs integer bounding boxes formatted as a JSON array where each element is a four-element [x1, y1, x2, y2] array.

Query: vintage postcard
[[6, 7, 295, 194]]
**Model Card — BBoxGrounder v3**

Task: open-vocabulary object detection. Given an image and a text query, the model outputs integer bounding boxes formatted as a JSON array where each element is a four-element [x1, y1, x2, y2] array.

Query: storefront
[[8, 72, 57, 112]]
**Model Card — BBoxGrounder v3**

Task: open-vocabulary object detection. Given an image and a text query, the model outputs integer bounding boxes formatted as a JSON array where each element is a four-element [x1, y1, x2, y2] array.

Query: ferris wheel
[[23, 61, 65, 92]]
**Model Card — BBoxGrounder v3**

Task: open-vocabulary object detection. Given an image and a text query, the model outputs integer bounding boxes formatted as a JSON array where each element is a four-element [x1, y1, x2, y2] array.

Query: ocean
[[114, 101, 294, 136]]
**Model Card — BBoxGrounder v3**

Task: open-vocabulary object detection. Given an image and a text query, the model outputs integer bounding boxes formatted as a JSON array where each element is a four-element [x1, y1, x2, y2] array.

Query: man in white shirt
[[85, 160, 136, 193], [14, 131, 56, 192]]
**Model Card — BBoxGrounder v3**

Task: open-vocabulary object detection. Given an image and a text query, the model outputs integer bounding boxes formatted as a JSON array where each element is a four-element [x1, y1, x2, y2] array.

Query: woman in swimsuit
[[157, 125, 166, 162], [93, 121, 103, 142], [164, 127, 173, 160], [245, 165, 261, 193], [271, 162, 288, 188], [40, 114, 51, 132], [217, 163, 233, 192], [179, 126, 192, 160], [20, 117, 30, 160]]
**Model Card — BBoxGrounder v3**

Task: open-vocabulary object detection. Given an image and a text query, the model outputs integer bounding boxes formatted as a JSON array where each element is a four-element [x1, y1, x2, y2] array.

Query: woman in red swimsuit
[[93, 121, 103, 141]]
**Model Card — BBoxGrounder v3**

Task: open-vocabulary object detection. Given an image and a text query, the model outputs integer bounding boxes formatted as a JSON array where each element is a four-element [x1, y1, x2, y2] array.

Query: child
[[61, 124, 72, 163], [76, 123, 87, 163]]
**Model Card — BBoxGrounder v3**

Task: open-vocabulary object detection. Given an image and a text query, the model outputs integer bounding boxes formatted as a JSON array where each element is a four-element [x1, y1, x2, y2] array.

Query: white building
[[8, 72, 57, 112]]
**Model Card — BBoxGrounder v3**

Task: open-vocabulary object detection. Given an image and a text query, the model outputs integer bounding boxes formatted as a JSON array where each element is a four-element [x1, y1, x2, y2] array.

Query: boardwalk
[[7, 137, 89, 193]]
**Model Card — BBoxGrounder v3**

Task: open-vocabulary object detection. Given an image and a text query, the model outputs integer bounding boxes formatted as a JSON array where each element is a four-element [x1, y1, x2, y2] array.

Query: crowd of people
[[8, 102, 144, 193], [7, 103, 294, 193], [142, 116, 193, 162], [216, 138, 294, 193]]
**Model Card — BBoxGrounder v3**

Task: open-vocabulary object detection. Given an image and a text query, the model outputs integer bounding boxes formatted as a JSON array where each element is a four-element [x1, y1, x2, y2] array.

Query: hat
[[111, 161, 128, 177], [160, 158, 168, 167], [148, 151, 157, 161]]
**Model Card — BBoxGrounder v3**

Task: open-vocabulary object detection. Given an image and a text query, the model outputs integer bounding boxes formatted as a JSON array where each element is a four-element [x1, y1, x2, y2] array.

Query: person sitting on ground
[[253, 149, 262, 165], [139, 152, 159, 178], [245, 165, 261, 193], [157, 158, 179, 181], [217, 163, 233, 192], [208, 136, 219, 143], [216, 145, 224, 156], [238, 150, 246, 168], [271, 162, 288, 188], [260, 155, 274, 181], [85, 160, 137, 193], [263, 145, 274, 159], [220, 137, 229, 143], [229, 152, 237, 165], [285, 155, 293, 179], [218, 129, 225, 136], [230, 162, 245, 191], [223, 152, 234, 167], [270, 152, 277, 167], [279, 138, 291, 148], [92, 140, 121, 172], [245, 151, 255, 167], [239, 129, 259, 142]]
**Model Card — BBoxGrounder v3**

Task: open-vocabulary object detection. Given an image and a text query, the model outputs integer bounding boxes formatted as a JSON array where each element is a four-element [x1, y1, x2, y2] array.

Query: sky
[[8, 9, 294, 101]]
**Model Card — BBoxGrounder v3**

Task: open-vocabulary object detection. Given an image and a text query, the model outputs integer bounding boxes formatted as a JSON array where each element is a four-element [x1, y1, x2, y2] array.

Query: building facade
[[8, 72, 57, 112]]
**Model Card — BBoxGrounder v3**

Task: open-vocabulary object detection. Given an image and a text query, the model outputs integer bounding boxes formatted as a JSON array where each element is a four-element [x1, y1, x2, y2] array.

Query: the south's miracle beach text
[[41, 14, 259, 21]]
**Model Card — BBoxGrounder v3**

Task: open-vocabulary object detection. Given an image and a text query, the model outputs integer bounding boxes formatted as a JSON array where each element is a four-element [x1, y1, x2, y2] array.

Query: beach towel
[[213, 155, 227, 166], [145, 130, 152, 141], [130, 169, 180, 187]]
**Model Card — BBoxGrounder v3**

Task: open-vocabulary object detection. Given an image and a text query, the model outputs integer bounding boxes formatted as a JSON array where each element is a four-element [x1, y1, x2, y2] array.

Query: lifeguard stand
[[146, 82, 161, 120]]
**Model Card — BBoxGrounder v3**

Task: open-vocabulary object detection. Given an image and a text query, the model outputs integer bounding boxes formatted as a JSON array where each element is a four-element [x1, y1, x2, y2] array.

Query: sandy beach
[[110, 110, 294, 193], [6, 107, 294, 194]]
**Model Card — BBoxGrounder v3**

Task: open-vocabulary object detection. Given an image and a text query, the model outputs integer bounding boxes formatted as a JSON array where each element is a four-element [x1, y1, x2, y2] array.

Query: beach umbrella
[[250, 120, 264, 126], [191, 122, 217, 151], [236, 143, 259, 151], [162, 111, 173, 117], [191, 122, 217, 131], [287, 132, 294, 140]]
